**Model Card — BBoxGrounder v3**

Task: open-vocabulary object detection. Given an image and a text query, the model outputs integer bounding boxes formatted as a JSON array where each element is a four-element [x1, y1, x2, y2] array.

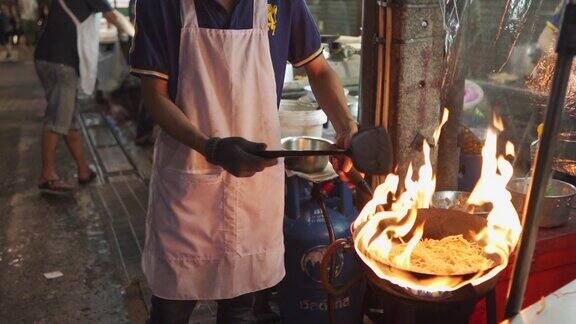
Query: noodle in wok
[[372, 235, 494, 275]]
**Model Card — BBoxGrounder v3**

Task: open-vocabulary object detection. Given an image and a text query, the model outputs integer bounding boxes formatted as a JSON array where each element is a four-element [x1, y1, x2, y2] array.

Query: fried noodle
[[384, 235, 494, 275]]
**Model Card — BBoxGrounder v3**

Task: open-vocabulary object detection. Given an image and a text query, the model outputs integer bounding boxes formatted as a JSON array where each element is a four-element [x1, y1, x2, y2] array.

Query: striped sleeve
[[129, 0, 170, 80], [288, 0, 323, 68]]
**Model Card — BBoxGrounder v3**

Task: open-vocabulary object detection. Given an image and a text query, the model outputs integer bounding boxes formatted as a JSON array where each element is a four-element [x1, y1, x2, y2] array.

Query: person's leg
[[29, 21, 37, 46], [216, 292, 258, 324], [4, 35, 12, 58], [40, 130, 60, 181], [148, 295, 197, 324], [36, 61, 77, 182], [0, 34, 5, 58], [22, 20, 32, 46], [36, 60, 63, 182], [253, 289, 280, 322], [47, 64, 83, 179], [64, 129, 92, 179]]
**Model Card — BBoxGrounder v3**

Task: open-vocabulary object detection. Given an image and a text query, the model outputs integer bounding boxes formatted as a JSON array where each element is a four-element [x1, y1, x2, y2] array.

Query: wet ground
[[0, 48, 221, 323], [0, 49, 141, 323]]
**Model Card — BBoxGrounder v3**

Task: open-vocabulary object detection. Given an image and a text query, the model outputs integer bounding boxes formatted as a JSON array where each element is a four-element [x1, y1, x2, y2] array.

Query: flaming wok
[[321, 110, 522, 301]]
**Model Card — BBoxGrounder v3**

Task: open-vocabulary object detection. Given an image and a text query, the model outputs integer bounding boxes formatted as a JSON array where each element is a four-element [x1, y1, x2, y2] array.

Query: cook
[[130, 0, 358, 322]]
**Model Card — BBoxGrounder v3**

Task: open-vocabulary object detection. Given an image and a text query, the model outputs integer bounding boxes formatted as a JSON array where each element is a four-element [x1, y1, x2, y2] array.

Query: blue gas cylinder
[[278, 176, 365, 324]]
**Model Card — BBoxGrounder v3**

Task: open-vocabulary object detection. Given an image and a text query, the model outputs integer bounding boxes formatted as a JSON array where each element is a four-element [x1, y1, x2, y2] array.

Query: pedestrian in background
[[18, 0, 38, 46], [8, 3, 22, 46], [0, 3, 14, 60], [34, 0, 134, 195]]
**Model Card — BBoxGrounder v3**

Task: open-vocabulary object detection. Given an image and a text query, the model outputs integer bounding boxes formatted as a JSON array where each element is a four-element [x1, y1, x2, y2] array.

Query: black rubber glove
[[205, 137, 278, 178]]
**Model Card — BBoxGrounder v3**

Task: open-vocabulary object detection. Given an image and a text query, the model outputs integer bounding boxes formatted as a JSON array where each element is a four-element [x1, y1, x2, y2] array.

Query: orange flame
[[353, 109, 522, 293], [394, 222, 424, 268], [468, 128, 522, 266], [506, 141, 515, 158]]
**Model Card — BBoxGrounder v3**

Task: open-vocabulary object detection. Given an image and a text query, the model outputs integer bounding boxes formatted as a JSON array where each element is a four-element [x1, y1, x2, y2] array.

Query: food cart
[[280, 1, 576, 323]]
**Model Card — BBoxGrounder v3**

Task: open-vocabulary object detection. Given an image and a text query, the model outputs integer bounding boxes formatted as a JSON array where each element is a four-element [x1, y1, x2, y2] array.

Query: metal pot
[[531, 131, 576, 177], [557, 130, 576, 160], [431, 191, 491, 216], [555, 131, 576, 177], [281, 137, 333, 174], [507, 177, 576, 228]]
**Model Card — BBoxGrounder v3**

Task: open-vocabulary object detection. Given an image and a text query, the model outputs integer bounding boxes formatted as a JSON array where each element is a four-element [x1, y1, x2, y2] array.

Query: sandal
[[38, 179, 74, 196], [135, 134, 154, 146], [78, 170, 97, 185]]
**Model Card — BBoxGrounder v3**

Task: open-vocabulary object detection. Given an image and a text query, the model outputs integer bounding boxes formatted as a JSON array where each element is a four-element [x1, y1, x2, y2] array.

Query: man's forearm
[[142, 79, 209, 155], [104, 10, 135, 37], [307, 64, 356, 134]]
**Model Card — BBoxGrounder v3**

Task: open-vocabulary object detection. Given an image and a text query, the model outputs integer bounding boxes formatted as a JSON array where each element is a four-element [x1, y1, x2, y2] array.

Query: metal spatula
[[257, 127, 394, 176]]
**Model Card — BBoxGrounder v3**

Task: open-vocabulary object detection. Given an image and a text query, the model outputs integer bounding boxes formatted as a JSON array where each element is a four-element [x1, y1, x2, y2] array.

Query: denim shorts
[[35, 60, 80, 135]]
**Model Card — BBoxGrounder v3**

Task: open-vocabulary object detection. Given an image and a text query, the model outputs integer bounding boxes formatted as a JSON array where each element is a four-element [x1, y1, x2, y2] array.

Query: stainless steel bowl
[[557, 131, 576, 162], [281, 136, 334, 174], [431, 191, 491, 216], [507, 177, 576, 228], [532, 131, 576, 177], [555, 131, 576, 176]]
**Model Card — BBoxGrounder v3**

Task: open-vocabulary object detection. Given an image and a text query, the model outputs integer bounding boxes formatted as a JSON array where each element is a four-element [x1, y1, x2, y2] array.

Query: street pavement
[[0, 49, 133, 323], [0, 48, 219, 324]]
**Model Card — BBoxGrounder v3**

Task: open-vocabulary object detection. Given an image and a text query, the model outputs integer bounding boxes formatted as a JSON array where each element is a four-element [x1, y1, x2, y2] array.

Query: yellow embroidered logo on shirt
[[267, 4, 278, 35]]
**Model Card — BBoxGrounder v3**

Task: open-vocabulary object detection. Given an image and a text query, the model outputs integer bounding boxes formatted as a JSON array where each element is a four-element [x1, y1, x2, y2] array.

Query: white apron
[[58, 0, 100, 95], [143, 0, 285, 300]]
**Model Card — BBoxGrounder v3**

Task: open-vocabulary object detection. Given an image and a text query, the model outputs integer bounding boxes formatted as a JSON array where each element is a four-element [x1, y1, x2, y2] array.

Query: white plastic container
[[279, 100, 328, 138], [284, 63, 294, 83], [298, 86, 350, 108], [279, 99, 315, 111]]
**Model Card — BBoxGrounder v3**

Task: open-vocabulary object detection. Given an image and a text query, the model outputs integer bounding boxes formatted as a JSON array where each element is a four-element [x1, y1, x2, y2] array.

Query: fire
[[468, 129, 521, 265], [394, 222, 424, 268], [353, 108, 522, 293]]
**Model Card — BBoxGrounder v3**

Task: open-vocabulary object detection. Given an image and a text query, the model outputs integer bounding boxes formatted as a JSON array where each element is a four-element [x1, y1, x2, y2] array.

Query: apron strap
[[181, 0, 199, 28], [253, 0, 268, 30], [57, 0, 80, 26], [182, 1, 267, 30]]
